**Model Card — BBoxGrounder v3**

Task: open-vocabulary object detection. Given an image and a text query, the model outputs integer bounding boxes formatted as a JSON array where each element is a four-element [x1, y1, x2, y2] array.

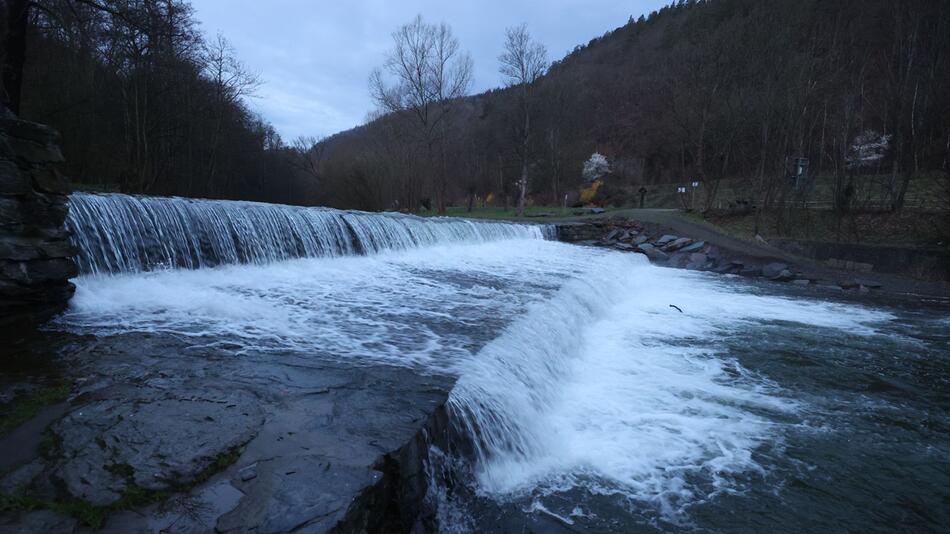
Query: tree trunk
[[517, 165, 527, 217], [2, 0, 29, 114]]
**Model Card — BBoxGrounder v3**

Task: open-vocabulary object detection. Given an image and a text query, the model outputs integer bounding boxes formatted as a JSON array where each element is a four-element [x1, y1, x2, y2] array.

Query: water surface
[[57, 238, 948, 532]]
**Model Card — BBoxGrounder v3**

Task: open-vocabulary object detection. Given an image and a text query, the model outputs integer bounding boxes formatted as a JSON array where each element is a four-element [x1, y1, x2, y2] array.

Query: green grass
[[701, 208, 949, 247], [418, 205, 621, 221], [0, 383, 71, 438]]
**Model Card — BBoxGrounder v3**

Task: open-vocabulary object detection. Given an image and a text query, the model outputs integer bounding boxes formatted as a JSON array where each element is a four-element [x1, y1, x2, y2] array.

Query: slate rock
[[713, 263, 738, 274], [0, 510, 76, 534], [772, 269, 795, 282], [739, 265, 762, 277], [52, 395, 264, 506], [663, 237, 693, 252], [656, 235, 678, 245], [639, 244, 668, 262], [762, 262, 789, 279], [30, 167, 71, 194], [0, 160, 30, 195], [667, 252, 690, 268], [688, 252, 708, 265], [680, 241, 706, 253]]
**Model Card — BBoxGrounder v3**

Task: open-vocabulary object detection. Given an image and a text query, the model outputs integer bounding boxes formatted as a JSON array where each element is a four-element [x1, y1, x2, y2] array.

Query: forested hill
[[5, 0, 301, 204], [316, 0, 949, 212], [4, 0, 949, 212]]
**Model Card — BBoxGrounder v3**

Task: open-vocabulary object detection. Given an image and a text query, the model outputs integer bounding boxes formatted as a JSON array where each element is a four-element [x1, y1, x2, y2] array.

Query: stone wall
[[0, 108, 76, 330]]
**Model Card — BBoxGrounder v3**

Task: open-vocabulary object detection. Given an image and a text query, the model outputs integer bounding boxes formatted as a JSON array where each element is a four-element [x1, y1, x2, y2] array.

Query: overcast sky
[[192, 0, 668, 141]]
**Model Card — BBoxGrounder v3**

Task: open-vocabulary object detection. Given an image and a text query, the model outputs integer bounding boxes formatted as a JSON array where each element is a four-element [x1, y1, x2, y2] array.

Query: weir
[[66, 193, 552, 275], [5, 192, 932, 533]]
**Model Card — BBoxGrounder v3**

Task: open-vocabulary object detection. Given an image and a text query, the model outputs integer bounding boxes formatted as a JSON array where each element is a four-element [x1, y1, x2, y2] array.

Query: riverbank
[[436, 205, 950, 299], [553, 216, 950, 299]]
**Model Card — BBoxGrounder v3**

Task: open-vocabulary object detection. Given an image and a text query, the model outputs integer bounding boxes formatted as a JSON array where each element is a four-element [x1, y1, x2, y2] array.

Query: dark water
[[437, 285, 950, 533], [52, 194, 950, 533]]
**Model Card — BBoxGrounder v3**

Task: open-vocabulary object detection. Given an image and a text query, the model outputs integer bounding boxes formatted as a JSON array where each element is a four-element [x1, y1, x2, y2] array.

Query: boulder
[[739, 265, 762, 277], [772, 269, 795, 282], [685, 252, 708, 270], [688, 252, 708, 265], [656, 234, 678, 245], [633, 235, 649, 245], [662, 237, 693, 252], [762, 262, 789, 279], [853, 278, 883, 289], [713, 263, 739, 274], [667, 252, 690, 268], [639, 244, 668, 262], [680, 241, 706, 253]]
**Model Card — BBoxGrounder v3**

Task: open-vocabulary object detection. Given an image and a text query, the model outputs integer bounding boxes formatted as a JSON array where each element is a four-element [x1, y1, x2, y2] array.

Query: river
[[56, 193, 949, 532]]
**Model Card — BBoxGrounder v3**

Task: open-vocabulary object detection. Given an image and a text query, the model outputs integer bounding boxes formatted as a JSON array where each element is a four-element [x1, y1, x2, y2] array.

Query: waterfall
[[66, 193, 552, 275]]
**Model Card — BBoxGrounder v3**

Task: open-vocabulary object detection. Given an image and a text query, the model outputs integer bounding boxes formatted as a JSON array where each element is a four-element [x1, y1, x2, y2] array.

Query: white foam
[[59, 240, 894, 520], [445, 253, 893, 518]]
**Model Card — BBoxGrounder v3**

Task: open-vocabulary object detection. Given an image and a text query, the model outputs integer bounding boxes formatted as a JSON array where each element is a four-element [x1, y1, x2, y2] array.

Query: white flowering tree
[[846, 130, 891, 169], [582, 152, 610, 182]]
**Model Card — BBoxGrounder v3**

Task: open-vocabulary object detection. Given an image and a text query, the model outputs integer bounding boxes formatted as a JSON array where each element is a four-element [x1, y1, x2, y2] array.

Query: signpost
[[785, 157, 809, 189]]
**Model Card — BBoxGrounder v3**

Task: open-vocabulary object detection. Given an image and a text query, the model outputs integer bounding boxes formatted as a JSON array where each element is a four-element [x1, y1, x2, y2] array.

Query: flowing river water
[[56, 193, 949, 532]]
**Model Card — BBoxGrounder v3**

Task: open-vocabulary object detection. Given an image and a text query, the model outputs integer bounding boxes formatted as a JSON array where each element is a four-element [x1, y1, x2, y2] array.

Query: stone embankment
[[0, 108, 76, 331], [557, 220, 884, 293]]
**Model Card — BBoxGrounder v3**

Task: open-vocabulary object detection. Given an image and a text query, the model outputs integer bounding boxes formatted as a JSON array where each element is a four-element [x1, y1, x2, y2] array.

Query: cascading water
[[66, 192, 551, 274], [55, 193, 948, 532]]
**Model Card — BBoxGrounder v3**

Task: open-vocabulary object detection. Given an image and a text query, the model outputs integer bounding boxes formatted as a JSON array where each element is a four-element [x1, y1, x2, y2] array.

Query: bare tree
[[201, 33, 260, 194], [369, 14, 472, 213], [499, 23, 547, 216], [291, 135, 326, 183]]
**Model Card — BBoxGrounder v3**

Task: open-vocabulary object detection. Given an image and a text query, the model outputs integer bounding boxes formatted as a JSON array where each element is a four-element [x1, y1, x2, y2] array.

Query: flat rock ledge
[[0, 333, 455, 533]]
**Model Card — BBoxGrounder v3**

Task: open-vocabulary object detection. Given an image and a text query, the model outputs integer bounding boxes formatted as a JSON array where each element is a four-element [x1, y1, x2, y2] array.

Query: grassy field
[[695, 209, 949, 248], [418, 206, 624, 221]]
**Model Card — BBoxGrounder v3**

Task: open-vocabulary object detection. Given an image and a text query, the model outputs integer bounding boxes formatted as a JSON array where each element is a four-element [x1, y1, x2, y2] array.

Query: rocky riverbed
[[0, 332, 454, 533]]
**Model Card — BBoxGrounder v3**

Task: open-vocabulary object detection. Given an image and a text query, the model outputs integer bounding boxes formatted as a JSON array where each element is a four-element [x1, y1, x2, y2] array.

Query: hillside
[[315, 0, 950, 215]]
